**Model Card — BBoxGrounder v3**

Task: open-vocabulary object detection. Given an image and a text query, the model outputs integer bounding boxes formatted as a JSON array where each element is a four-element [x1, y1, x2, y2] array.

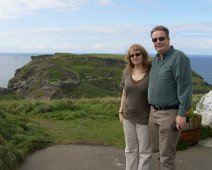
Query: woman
[[119, 44, 152, 170]]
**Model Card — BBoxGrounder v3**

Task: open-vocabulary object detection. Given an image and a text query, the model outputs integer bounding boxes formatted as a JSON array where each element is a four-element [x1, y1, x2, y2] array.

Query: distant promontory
[[7, 53, 212, 99]]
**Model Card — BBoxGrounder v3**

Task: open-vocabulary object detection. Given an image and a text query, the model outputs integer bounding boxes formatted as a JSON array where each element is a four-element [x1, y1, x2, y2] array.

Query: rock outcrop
[[196, 90, 212, 127], [7, 53, 125, 99], [8, 54, 80, 99]]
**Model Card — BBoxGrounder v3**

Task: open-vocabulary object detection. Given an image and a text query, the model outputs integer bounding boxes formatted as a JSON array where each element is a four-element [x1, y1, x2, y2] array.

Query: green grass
[[36, 118, 124, 147], [68, 82, 119, 98], [8, 53, 212, 100], [0, 109, 51, 170], [0, 91, 23, 101], [0, 95, 211, 169], [192, 71, 212, 94]]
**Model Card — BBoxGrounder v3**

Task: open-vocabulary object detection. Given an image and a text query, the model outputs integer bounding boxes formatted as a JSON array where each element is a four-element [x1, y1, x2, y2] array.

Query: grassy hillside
[[7, 53, 212, 99], [52, 53, 124, 97], [192, 71, 212, 94], [0, 96, 212, 169], [0, 100, 51, 170]]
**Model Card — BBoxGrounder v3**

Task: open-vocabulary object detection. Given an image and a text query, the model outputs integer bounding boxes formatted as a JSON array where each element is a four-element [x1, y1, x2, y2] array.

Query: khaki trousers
[[148, 106, 180, 170], [123, 119, 152, 170]]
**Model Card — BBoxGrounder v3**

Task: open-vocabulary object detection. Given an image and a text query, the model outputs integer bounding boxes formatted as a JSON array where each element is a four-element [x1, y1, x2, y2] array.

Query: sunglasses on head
[[129, 52, 141, 58], [152, 36, 166, 43]]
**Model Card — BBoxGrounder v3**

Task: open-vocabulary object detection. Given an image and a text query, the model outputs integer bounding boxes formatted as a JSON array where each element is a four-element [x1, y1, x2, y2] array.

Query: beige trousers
[[148, 106, 180, 170], [123, 119, 152, 170]]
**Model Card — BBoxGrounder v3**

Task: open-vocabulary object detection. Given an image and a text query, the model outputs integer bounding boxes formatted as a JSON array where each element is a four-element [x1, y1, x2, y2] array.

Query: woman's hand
[[119, 112, 123, 124]]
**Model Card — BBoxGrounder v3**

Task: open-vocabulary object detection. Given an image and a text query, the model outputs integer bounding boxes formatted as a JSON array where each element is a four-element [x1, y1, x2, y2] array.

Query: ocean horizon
[[0, 53, 212, 88]]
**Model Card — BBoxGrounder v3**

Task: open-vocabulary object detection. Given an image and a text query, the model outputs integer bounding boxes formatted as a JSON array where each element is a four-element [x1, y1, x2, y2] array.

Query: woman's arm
[[119, 89, 126, 123]]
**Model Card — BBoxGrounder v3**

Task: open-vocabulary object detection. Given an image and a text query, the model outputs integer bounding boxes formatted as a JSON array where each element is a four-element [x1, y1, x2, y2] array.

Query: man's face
[[151, 30, 170, 55]]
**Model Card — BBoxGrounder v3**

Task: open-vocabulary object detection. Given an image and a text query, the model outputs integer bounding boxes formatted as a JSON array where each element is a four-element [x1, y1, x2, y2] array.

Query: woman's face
[[129, 50, 142, 66]]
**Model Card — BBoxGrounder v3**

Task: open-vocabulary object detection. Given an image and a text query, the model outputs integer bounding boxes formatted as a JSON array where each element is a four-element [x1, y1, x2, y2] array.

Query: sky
[[0, 0, 212, 55]]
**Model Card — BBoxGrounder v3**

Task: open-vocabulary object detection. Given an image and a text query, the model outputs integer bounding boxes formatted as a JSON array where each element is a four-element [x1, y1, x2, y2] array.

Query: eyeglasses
[[129, 52, 141, 58], [152, 36, 166, 43]]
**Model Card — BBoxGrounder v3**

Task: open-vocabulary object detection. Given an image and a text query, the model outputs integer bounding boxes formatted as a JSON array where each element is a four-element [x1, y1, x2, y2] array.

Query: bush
[[0, 144, 22, 170], [0, 102, 52, 170], [200, 126, 212, 140]]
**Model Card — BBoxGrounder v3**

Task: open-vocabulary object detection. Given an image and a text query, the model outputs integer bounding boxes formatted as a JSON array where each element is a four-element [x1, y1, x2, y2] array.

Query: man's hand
[[175, 115, 187, 130]]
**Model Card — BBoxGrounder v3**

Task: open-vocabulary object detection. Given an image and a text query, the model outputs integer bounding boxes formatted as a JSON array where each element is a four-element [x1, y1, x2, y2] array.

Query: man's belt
[[151, 105, 179, 110]]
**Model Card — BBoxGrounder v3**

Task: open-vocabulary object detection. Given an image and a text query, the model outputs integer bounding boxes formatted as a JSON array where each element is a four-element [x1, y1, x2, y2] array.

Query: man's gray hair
[[151, 26, 169, 38]]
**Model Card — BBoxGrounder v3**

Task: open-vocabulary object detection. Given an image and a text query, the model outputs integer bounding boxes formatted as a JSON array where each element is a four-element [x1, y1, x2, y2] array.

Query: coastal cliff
[[8, 53, 125, 99], [7, 53, 212, 99]]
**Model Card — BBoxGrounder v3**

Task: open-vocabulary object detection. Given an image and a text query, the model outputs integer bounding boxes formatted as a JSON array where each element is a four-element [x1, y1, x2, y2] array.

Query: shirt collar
[[156, 46, 174, 60]]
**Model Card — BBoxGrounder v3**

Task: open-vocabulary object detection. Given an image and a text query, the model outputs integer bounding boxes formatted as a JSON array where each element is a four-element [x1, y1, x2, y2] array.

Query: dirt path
[[17, 143, 212, 170]]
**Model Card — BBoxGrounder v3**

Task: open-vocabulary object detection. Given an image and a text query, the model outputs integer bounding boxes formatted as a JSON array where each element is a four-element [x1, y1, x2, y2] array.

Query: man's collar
[[156, 46, 174, 60]]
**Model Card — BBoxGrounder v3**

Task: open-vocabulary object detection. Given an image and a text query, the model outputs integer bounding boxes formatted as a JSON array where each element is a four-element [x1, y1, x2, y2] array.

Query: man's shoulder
[[172, 49, 189, 61], [172, 48, 187, 56], [169, 50, 191, 68]]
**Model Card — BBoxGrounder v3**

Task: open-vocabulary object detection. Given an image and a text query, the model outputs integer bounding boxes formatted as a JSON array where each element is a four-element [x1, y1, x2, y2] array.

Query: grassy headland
[[7, 53, 212, 99], [1, 53, 212, 169]]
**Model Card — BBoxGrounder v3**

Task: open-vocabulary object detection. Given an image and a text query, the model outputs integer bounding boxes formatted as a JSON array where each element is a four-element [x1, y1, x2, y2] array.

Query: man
[[148, 26, 192, 170]]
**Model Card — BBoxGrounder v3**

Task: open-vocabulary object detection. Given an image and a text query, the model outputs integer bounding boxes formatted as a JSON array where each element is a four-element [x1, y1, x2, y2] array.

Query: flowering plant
[[186, 108, 201, 119]]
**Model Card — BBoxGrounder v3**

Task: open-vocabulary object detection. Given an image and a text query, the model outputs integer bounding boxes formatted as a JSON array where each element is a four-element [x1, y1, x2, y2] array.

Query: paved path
[[18, 145, 126, 170], [18, 140, 212, 170]]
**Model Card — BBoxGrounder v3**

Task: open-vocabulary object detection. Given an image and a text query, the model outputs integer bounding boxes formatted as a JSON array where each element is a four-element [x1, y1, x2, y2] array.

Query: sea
[[0, 53, 212, 88], [188, 55, 212, 85]]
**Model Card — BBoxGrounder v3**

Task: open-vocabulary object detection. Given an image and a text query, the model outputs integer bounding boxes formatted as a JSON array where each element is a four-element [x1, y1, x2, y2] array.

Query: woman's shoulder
[[122, 68, 130, 77]]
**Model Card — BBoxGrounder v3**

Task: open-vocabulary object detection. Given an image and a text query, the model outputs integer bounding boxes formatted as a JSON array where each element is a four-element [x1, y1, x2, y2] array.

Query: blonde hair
[[125, 44, 151, 74]]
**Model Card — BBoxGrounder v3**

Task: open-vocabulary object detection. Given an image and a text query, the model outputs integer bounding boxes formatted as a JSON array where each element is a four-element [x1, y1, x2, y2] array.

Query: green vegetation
[[0, 90, 23, 101], [1, 53, 212, 169], [0, 94, 212, 169], [176, 94, 212, 150], [0, 97, 123, 169], [0, 101, 51, 170], [192, 71, 212, 94], [8, 53, 212, 99]]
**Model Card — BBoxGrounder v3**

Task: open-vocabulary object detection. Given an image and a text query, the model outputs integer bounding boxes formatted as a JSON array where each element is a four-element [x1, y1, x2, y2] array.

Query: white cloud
[[170, 23, 212, 33], [0, 24, 149, 37], [0, 0, 88, 19], [0, 24, 150, 52], [199, 39, 212, 49], [72, 25, 149, 35], [168, 23, 212, 53], [97, 0, 113, 6], [0, 27, 65, 36], [0, 23, 212, 54]]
